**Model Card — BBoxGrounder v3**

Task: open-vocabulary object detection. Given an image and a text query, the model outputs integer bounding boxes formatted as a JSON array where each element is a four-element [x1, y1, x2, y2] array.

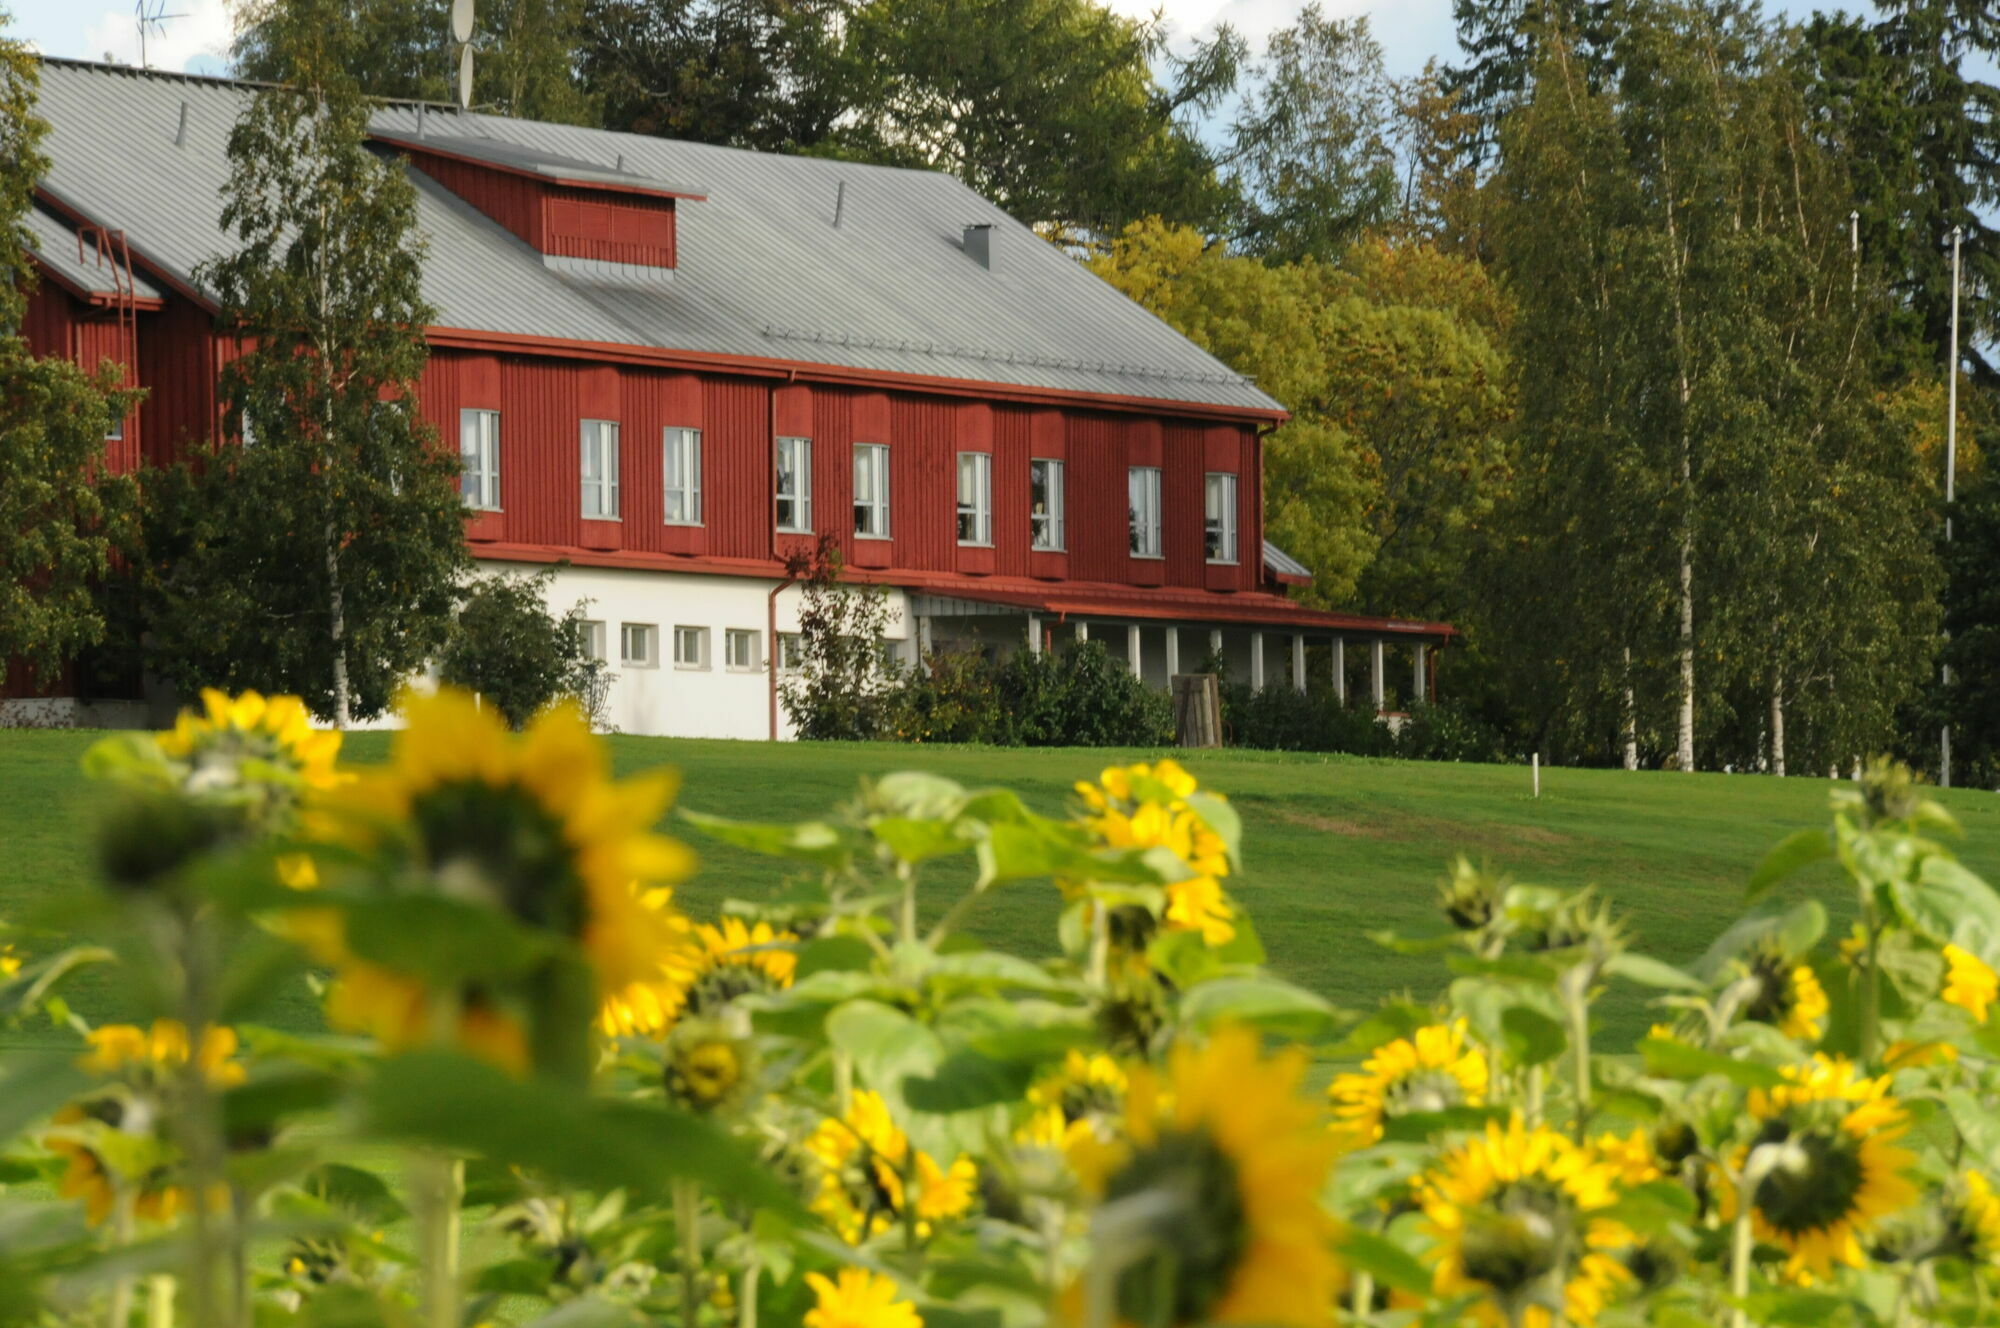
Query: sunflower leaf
[[1746, 828, 1833, 902], [1334, 1227, 1432, 1296]]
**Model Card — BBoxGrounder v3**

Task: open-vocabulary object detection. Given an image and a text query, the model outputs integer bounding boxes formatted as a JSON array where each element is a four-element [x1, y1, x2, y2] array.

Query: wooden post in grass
[[1173, 674, 1221, 748], [1533, 753, 1541, 798]]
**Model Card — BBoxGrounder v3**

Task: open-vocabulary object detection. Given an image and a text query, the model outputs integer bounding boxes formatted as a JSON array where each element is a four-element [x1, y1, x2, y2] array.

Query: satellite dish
[[456, 44, 475, 111], [450, 0, 475, 44]]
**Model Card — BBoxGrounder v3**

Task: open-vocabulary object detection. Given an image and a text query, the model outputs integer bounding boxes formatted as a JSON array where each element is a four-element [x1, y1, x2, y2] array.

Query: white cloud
[[81, 0, 237, 72]]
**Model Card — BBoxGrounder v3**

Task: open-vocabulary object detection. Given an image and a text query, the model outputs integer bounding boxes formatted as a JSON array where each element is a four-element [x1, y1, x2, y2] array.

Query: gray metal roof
[[22, 203, 162, 300], [1262, 540, 1312, 580], [371, 127, 707, 198], [29, 59, 1282, 415]]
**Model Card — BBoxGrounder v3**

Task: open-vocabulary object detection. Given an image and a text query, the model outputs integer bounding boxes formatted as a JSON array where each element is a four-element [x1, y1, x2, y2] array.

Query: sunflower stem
[[897, 863, 918, 946], [675, 1177, 703, 1328], [1349, 1271, 1374, 1323], [1563, 975, 1592, 1141], [108, 1185, 138, 1328], [740, 1252, 761, 1328], [1860, 913, 1883, 1065], [411, 1150, 463, 1328], [1088, 902, 1110, 988], [1730, 1143, 1792, 1328], [1525, 1065, 1545, 1127], [145, 1276, 175, 1328]]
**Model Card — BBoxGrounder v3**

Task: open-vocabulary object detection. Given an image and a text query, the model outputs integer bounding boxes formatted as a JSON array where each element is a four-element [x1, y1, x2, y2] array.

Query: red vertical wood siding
[[1066, 413, 1125, 582], [544, 187, 675, 268], [136, 297, 221, 466], [409, 155, 545, 250], [703, 377, 769, 560], [1164, 424, 1206, 588], [992, 407, 1031, 578], [894, 395, 954, 572], [810, 385, 854, 560], [22, 286, 144, 471]]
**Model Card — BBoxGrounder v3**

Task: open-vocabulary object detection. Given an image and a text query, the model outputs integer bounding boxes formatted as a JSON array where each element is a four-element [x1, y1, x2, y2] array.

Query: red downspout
[[767, 370, 799, 741]]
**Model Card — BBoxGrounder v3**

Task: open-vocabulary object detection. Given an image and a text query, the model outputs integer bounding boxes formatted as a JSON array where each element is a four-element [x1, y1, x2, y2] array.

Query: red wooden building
[[12, 58, 1451, 738]]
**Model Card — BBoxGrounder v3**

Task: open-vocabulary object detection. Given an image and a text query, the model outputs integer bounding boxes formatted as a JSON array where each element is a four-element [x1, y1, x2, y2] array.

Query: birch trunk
[[1621, 646, 1639, 771], [1768, 670, 1785, 777], [326, 515, 349, 729]]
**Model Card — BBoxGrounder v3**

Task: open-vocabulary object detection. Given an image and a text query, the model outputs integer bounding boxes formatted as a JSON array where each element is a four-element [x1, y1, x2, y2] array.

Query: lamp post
[[1943, 224, 1962, 788]]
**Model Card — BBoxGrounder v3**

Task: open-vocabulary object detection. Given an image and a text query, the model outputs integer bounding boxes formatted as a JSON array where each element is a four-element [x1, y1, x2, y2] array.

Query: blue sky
[[7, 0, 1847, 83]]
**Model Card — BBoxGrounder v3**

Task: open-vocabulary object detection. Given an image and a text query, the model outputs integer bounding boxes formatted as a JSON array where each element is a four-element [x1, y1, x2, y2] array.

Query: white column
[[1127, 623, 1142, 677], [1413, 642, 1428, 705], [1331, 637, 1346, 703], [1291, 634, 1307, 693], [1370, 639, 1386, 710], [1250, 632, 1266, 691], [1026, 614, 1041, 656], [1208, 628, 1223, 664], [1075, 619, 1089, 645], [1165, 626, 1180, 678]]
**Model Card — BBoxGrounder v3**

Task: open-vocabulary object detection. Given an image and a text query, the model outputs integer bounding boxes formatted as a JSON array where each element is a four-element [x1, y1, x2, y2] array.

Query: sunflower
[[1416, 1114, 1635, 1328], [1742, 948, 1828, 1042], [157, 689, 344, 799], [1073, 762, 1237, 947], [307, 689, 695, 1070], [1946, 1171, 2000, 1265], [1067, 1025, 1337, 1327], [599, 912, 794, 1039], [1738, 1056, 1918, 1282], [1020, 1049, 1129, 1161], [805, 1269, 923, 1328], [663, 1016, 757, 1115], [806, 1090, 976, 1244], [1941, 944, 1997, 1024], [47, 1021, 243, 1226], [1328, 1021, 1489, 1151]]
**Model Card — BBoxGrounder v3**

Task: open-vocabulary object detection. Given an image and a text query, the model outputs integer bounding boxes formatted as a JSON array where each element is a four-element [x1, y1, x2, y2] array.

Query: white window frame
[[578, 619, 608, 663], [724, 628, 761, 672], [620, 622, 658, 668], [106, 412, 125, 443], [664, 427, 702, 526], [777, 632, 804, 673], [581, 419, 621, 520], [1204, 472, 1239, 564], [460, 408, 500, 511], [1030, 457, 1065, 552], [673, 625, 710, 670], [854, 443, 891, 539], [956, 451, 992, 546], [1128, 465, 1162, 559], [776, 436, 813, 533]]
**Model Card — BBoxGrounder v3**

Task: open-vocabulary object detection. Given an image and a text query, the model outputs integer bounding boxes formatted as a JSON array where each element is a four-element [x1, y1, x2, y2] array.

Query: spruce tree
[[144, 0, 466, 725]]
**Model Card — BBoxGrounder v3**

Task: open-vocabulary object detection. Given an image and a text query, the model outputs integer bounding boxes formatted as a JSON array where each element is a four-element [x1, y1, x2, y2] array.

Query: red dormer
[[372, 128, 705, 272]]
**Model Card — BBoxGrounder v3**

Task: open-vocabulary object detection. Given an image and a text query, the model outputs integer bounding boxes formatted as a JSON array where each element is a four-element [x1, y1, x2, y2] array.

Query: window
[[460, 409, 500, 511], [1128, 466, 1162, 558], [673, 625, 709, 669], [853, 443, 890, 538], [581, 419, 621, 519], [1205, 472, 1239, 563], [955, 452, 992, 545], [578, 619, 607, 662], [725, 628, 761, 671], [1030, 458, 1065, 552], [106, 413, 124, 442], [664, 427, 702, 525], [777, 633, 804, 672], [776, 436, 812, 532], [877, 638, 903, 674], [620, 622, 657, 667]]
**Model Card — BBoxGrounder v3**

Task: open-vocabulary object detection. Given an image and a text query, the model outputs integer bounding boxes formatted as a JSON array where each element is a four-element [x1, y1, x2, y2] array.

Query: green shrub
[[437, 568, 607, 729]]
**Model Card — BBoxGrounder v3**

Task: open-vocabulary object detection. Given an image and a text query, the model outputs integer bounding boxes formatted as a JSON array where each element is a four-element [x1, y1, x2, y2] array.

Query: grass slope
[[8, 729, 2000, 1047]]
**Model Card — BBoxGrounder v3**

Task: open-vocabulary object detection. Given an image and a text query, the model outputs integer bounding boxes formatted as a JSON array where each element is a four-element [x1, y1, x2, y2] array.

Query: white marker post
[[1532, 752, 1541, 799]]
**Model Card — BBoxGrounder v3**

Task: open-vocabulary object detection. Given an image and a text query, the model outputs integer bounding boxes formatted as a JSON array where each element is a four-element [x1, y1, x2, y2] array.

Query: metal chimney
[[963, 223, 993, 270]]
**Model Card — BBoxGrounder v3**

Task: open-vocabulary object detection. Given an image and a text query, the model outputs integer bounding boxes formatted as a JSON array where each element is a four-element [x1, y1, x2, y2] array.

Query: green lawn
[[8, 729, 2000, 1047]]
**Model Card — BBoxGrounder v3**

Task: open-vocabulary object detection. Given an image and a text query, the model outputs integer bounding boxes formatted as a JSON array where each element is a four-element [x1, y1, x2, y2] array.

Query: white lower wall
[[504, 561, 910, 741]]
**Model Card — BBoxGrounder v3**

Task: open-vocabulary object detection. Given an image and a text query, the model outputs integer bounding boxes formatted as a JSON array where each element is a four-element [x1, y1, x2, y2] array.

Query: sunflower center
[[1383, 1070, 1468, 1118], [1742, 956, 1795, 1026], [686, 964, 777, 1016], [1753, 1123, 1865, 1236], [1459, 1180, 1570, 1293], [1104, 1128, 1248, 1328], [671, 1041, 743, 1108], [411, 781, 586, 936]]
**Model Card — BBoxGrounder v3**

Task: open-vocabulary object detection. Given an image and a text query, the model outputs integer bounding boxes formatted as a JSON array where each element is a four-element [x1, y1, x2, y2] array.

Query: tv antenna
[[133, 0, 185, 70], [451, 0, 477, 110]]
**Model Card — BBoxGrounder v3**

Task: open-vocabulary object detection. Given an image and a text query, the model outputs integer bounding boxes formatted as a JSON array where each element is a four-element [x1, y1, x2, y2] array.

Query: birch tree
[[143, 0, 464, 725]]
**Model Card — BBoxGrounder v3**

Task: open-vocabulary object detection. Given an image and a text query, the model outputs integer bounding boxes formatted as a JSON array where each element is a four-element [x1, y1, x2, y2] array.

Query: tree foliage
[[0, 22, 139, 690], [1088, 219, 1513, 620], [437, 568, 609, 730], [145, 0, 466, 724], [234, 0, 596, 124]]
